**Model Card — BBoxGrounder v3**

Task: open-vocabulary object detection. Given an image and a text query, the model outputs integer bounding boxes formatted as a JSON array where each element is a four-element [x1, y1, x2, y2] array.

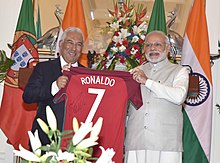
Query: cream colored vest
[[125, 59, 184, 152]]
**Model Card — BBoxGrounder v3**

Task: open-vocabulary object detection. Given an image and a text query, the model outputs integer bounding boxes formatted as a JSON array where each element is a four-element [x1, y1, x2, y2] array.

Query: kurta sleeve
[[145, 67, 189, 105]]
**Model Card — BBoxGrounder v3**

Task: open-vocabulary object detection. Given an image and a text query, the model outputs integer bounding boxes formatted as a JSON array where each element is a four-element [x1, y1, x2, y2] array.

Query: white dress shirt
[[51, 56, 78, 95]]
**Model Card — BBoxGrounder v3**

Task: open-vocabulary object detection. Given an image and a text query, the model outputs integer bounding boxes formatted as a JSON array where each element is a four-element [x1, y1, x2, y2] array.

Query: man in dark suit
[[23, 27, 85, 147]]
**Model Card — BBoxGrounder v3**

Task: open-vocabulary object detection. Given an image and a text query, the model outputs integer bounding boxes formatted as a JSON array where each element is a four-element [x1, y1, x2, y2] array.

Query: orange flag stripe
[[62, 0, 88, 67], [186, 0, 212, 83]]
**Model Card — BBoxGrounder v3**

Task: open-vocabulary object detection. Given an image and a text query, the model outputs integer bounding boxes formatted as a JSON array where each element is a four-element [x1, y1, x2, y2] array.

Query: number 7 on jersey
[[85, 88, 106, 123]]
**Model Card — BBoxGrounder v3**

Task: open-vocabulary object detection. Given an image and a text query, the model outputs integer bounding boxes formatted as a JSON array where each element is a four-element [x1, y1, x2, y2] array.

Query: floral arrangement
[[14, 106, 115, 163], [93, 1, 147, 71]]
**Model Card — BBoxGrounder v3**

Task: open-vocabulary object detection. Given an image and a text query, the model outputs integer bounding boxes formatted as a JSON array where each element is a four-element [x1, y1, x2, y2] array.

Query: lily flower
[[138, 21, 147, 30], [112, 35, 122, 44], [131, 48, 139, 55], [120, 28, 131, 39], [37, 118, 49, 134], [96, 146, 115, 163], [28, 130, 42, 157], [111, 46, 119, 53], [131, 36, 139, 43], [56, 149, 75, 162], [13, 145, 41, 162], [133, 22, 147, 35], [140, 34, 145, 40], [119, 45, 126, 52], [110, 21, 120, 31], [72, 122, 93, 145], [72, 117, 79, 132], [90, 117, 103, 138], [46, 105, 57, 131], [76, 136, 99, 149]]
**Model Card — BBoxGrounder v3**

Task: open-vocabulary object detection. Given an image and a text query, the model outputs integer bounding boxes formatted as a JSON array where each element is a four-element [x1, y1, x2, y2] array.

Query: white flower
[[112, 35, 122, 44], [110, 21, 120, 31], [96, 146, 115, 163], [28, 130, 41, 157], [120, 28, 131, 38], [131, 36, 139, 43], [131, 48, 139, 55], [72, 122, 93, 145], [76, 136, 99, 149], [37, 118, 49, 134], [56, 149, 75, 161], [119, 15, 128, 24], [119, 45, 126, 52], [111, 46, 118, 53], [140, 34, 145, 40], [72, 117, 79, 132], [46, 105, 57, 131], [90, 117, 103, 138], [138, 21, 147, 31], [133, 25, 141, 34], [133, 22, 147, 35], [13, 145, 41, 162]]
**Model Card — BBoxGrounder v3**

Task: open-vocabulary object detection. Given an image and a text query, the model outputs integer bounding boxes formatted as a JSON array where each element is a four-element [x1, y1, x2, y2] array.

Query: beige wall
[[38, 0, 93, 36], [38, 0, 67, 34]]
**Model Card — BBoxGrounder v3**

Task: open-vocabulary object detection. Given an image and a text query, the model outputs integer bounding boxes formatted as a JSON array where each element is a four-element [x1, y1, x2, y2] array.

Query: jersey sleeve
[[127, 79, 143, 109]]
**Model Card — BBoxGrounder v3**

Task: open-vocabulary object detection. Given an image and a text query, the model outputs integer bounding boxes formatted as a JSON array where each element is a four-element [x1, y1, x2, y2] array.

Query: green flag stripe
[[36, 5, 42, 39], [182, 110, 209, 163], [147, 0, 167, 34], [16, 0, 36, 36]]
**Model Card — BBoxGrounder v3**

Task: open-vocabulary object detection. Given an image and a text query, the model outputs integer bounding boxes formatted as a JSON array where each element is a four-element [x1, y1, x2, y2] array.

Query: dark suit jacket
[[23, 57, 84, 147]]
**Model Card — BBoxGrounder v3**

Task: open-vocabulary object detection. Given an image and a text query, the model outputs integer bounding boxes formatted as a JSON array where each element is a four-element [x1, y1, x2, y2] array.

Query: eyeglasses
[[64, 40, 83, 50], [144, 42, 167, 49]]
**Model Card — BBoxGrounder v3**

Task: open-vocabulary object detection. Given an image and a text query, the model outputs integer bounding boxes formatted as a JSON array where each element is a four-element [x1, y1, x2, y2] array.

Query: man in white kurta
[[125, 31, 189, 163]]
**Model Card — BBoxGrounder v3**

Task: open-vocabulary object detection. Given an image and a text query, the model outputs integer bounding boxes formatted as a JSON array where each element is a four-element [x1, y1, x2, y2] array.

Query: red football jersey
[[55, 67, 142, 162]]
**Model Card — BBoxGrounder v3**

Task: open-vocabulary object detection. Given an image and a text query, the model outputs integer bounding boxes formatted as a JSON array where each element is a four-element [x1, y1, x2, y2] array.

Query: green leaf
[[21, 160, 29, 163], [39, 145, 53, 152], [0, 50, 14, 74], [107, 57, 118, 70], [45, 156, 55, 163], [126, 57, 139, 70], [74, 150, 91, 158]]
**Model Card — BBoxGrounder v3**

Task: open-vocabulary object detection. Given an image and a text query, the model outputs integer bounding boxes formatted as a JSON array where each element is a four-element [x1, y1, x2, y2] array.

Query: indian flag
[[55, 0, 88, 67], [181, 0, 212, 163]]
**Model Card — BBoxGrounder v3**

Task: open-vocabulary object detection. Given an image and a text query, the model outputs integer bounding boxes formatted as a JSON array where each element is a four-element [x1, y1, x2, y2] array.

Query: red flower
[[133, 44, 140, 50], [138, 39, 144, 44], [125, 49, 131, 55], [115, 31, 120, 36], [116, 42, 122, 47], [120, 57, 126, 63], [125, 20, 131, 27], [115, 53, 120, 59], [134, 51, 141, 59], [104, 52, 109, 57], [122, 40, 129, 46]]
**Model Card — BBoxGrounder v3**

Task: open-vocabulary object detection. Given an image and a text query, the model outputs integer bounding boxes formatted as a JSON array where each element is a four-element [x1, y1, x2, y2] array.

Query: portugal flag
[[181, 0, 212, 162], [56, 0, 88, 67], [0, 0, 38, 150]]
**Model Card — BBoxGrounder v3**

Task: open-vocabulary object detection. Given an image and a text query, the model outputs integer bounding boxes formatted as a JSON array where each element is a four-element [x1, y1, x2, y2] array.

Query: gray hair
[[60, 27, 85, 43], [146, 30, 170, 44]]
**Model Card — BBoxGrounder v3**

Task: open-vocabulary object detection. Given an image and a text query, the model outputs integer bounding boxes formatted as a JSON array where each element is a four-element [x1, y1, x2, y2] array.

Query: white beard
[[145, 50, 167, 64]]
